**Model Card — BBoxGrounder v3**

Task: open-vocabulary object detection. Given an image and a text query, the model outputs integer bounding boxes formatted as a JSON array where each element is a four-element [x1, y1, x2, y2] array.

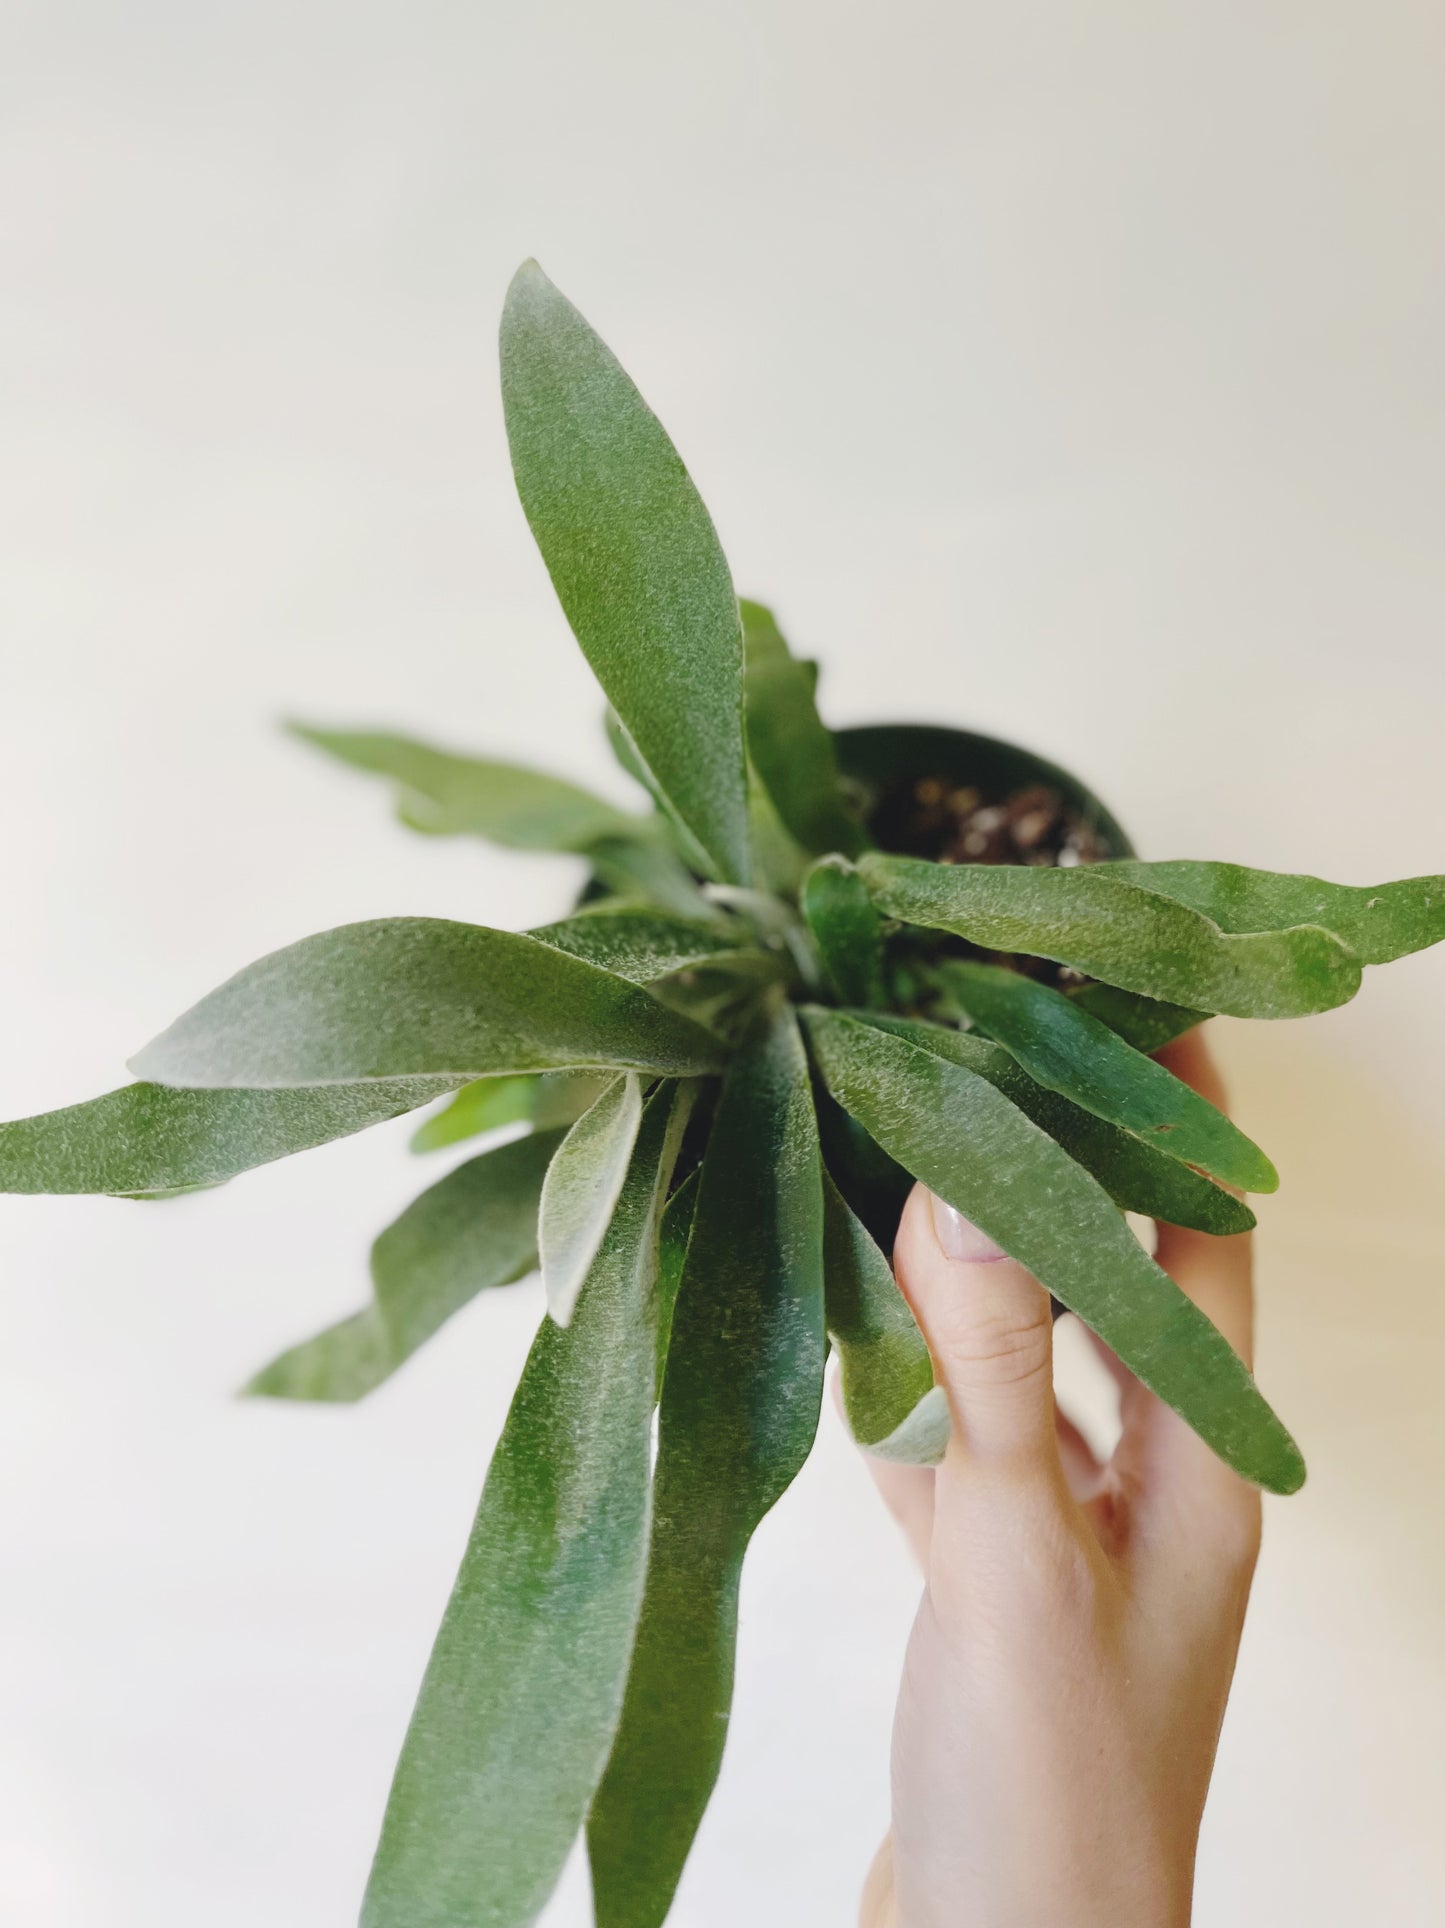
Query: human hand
[[858, 1029, 1263, 1928]]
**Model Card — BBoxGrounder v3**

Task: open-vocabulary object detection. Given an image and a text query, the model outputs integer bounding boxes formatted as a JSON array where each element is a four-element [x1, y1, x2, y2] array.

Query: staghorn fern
[[4, 260, 1443, 1928]]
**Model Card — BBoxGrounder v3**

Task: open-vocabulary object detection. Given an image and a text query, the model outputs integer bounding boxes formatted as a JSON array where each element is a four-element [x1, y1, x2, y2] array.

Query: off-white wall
[[2, 4, 1441, 1923]]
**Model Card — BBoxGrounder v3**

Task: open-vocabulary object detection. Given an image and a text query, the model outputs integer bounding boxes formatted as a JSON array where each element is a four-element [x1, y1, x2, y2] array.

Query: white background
[[2, 3, 1442, 1923]]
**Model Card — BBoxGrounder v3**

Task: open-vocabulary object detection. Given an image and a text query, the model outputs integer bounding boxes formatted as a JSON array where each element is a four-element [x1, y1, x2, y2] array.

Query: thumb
[[893, 1184, 1060, 1481]]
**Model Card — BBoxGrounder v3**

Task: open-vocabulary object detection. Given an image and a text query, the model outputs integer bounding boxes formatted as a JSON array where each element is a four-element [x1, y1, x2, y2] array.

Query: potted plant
[[3, 262, 1441, 1928]]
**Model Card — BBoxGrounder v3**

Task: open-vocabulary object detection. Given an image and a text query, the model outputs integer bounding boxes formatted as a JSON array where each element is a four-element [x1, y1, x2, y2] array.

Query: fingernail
[[928, 1191, 1007, 1263]]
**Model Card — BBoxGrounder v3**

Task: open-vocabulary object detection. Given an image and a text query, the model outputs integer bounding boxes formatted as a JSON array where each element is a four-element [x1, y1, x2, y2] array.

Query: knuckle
[[939, 1299, 1052, 1386]]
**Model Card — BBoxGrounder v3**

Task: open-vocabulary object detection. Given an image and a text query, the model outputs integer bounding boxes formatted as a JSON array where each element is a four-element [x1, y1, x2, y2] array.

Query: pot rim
[[833, 721, 1136, 861]]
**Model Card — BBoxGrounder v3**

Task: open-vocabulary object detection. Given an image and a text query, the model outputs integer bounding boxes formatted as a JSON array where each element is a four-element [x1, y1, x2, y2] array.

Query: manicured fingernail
[[929, 1191, 1007, 1263]]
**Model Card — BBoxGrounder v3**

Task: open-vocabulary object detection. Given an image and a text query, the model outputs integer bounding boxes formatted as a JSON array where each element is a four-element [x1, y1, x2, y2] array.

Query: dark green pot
[[833, 723, 1136, 861], [822, 724, 1135, 1256]]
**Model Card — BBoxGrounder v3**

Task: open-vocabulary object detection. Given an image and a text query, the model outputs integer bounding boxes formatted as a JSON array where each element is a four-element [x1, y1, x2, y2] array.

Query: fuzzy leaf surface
[[803, 1010, 1302, 1492], [287, 723, 644, 850], [130, 920, 724, 1090], [1103, 860, 1445, 965], [361, 1086, 688, 1928], [741, 600, 868, 860], [823, 1170, 943, 1464], [0, 1079, 457, 1196], [939, 960, 1276, 1192], [802, 856, 886, 1006], [248, 1129, 563, 1401], [860, 854, 1361, 1018], [861, 1014, 1254, 1236], [1066, 983, 1204, 1053], [502, 261, 749, 884], [588, 1009, 826, 1927], [541, 1076, 646, 1327], [528, 907, 746, 985]]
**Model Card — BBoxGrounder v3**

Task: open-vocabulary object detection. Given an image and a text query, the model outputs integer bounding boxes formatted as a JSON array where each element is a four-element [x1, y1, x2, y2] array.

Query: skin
[[858, 1029, 1263, 1928]]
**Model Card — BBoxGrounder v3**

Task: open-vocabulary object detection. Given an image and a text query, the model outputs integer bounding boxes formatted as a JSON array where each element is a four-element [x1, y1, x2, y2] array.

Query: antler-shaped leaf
[[741, 600, 869, 861], [802, 1009, 1302, 1493], [937, 959, 1276, 1192], [823, 1170, 945, 1464], [129, 919, 725, 1089], [1103, 860, 1445, 963], [502, 262, 750, 886], [291, 718, 708, 917], [286, 723, 649, 850], [248, 1128, 564, 1402], [0, 1078, 458, 1196], [860, 853, 1361, 1017], [361, 1084, 690, 1928], [859, 1013, 1253, 1236], [588, 1008, 826, 1928]]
